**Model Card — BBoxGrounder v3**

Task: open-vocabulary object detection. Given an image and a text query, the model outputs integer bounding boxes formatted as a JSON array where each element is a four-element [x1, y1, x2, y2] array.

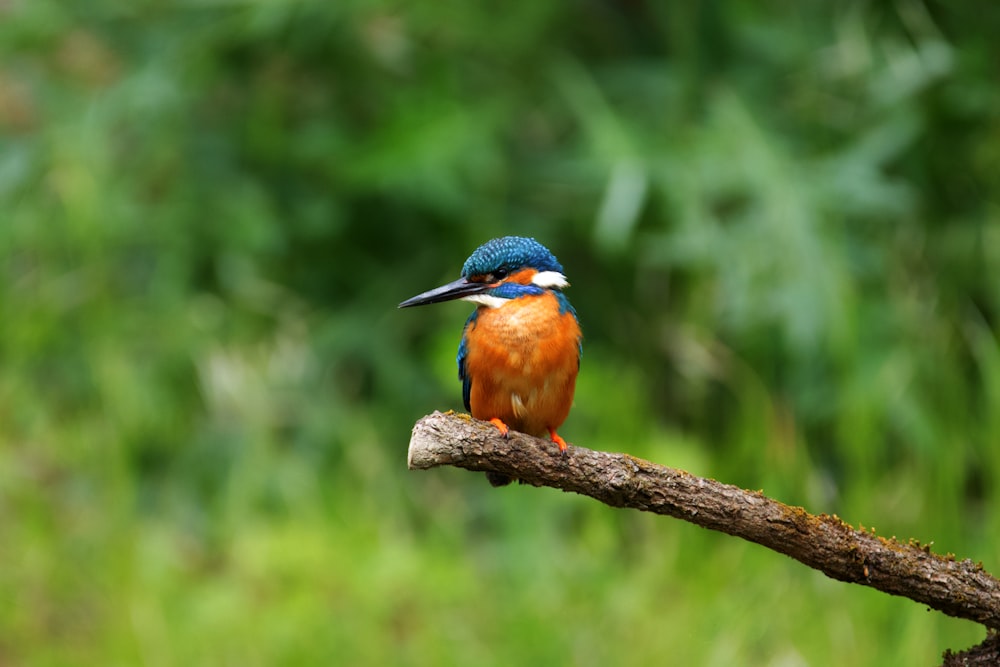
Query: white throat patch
[[462, 293, 509, 309], [532, 271, 569, 289]]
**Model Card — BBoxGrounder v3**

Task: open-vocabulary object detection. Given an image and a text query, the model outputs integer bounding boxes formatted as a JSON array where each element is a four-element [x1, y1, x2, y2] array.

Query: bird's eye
[[492, 268, 509, 281]]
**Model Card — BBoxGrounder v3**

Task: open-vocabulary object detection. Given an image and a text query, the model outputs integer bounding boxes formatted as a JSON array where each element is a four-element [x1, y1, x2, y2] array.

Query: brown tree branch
[[407, 412, 1000, 663], [941, 632, 1000, 667]]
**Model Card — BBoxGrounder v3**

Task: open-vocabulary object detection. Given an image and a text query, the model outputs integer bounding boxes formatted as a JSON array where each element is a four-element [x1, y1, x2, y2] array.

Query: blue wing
[[457, 309, 479, 412], [555, 292, 583, 368]]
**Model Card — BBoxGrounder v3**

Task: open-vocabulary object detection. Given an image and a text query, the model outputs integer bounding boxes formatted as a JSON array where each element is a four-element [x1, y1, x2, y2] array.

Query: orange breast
[[462, 292, 581, 437]]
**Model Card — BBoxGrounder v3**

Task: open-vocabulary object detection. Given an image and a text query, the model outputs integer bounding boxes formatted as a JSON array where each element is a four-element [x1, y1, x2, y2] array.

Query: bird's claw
[[548, 428, 568, 453], [489, 418, 510, 439]]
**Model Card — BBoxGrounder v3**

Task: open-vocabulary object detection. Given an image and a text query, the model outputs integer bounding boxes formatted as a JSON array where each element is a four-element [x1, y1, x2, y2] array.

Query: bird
[[399, 236, 582, 486]]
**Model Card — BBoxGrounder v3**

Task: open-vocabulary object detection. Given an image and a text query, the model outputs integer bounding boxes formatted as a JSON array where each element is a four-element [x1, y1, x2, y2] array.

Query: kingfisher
[[399, 236, 582, 486]]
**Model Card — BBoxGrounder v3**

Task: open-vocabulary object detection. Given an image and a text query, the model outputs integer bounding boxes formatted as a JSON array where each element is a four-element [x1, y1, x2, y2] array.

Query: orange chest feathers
[[462, 293, 581, 435]]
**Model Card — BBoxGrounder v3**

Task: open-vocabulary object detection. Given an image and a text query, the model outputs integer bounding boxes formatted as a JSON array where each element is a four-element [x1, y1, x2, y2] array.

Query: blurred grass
[[1, 0, 999, 664]]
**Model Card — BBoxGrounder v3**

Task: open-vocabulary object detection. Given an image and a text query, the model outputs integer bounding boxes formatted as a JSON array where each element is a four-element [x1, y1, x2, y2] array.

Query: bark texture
[[940, 632, 1000, 667], [407, 411, 1000, 639]]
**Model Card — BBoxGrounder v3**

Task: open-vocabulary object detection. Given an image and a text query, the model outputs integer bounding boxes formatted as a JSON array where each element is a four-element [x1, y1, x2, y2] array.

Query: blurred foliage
[[1, 0, 999, 664]]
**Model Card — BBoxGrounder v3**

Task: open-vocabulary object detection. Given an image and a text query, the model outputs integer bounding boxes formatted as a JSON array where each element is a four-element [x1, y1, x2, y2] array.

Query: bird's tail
[[485, 471, 514, 487]]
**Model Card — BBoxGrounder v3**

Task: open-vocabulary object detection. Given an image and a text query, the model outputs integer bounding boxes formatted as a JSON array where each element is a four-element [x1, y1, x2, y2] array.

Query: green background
[[2, 1, 998, 664]]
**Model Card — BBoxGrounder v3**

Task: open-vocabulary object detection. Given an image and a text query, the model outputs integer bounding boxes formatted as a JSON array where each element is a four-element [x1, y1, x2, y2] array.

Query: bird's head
[[398, 236, 569, 309]]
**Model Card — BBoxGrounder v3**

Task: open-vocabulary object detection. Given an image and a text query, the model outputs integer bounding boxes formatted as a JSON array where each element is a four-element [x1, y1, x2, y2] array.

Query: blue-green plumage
[[457, 310, 476, 411], [461, 236, 564, 278]]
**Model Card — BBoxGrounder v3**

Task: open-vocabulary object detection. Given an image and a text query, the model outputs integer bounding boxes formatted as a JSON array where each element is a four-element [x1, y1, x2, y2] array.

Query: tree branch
[[407, 411, 1000, 648], [941, 632, 1000, 667]]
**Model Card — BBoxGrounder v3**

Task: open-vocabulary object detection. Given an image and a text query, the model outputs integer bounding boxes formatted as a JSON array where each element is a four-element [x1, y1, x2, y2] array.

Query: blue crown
[[461, 237, 564, 278]]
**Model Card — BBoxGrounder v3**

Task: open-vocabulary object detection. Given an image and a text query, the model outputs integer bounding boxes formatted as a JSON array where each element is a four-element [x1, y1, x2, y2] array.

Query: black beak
[[398, 276, 491, 308]]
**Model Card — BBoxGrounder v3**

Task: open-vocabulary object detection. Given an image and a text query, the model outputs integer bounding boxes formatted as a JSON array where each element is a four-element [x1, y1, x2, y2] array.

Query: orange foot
[[489, 418, 510, 438], [548, 427, 568, 452]]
